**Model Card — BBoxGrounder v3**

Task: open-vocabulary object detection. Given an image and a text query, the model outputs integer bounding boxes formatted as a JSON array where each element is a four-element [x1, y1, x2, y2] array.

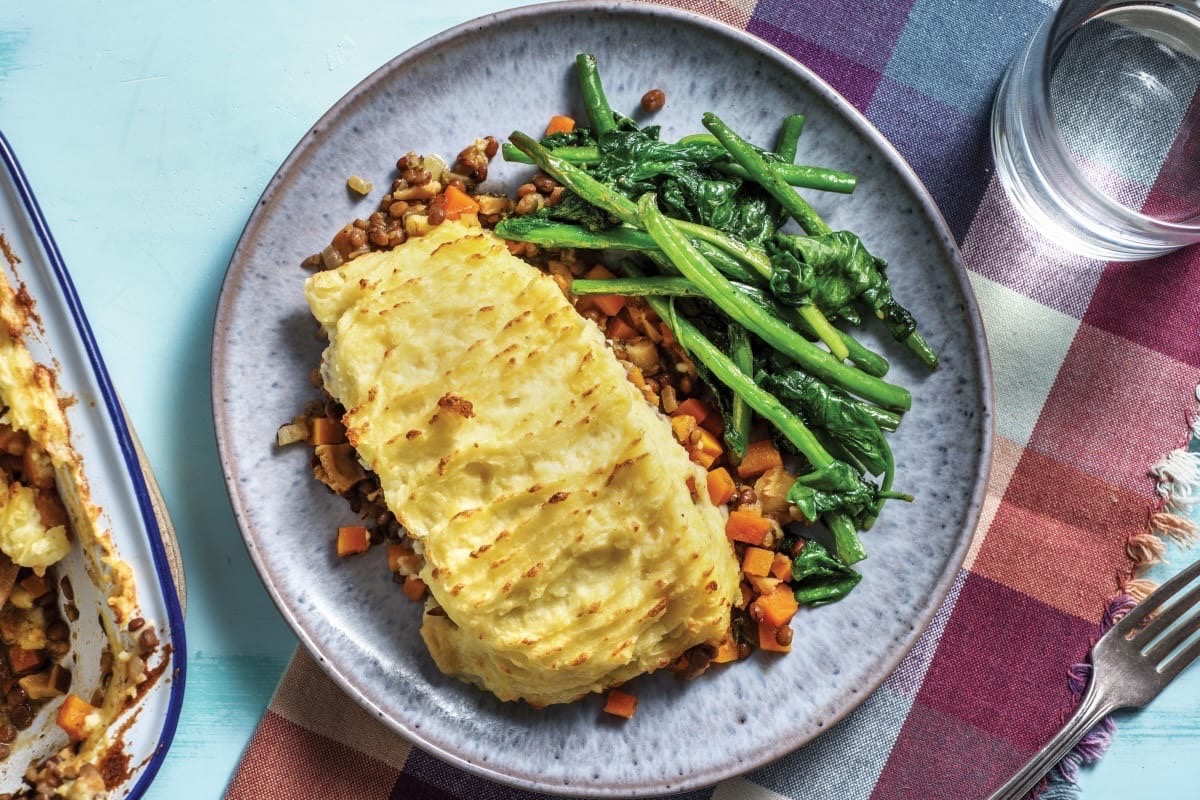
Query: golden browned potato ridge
[[306, 221, 740, 706]]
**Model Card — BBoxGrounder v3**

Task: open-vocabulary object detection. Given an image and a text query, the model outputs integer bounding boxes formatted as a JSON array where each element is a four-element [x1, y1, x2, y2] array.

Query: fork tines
[[1113, 559, 1200, 677]]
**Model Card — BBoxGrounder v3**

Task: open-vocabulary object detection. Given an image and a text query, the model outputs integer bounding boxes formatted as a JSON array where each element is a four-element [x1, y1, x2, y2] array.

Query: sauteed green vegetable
[[495, 53, 937, 602]]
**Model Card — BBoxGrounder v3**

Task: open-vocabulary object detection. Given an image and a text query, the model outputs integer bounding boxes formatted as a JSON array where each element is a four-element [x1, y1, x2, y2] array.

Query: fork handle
[[986, 681, 1118, 800]]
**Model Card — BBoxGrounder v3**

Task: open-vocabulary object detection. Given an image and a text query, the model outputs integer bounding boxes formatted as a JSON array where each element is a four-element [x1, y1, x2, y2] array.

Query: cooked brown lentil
[[640, 88, 666, 112]]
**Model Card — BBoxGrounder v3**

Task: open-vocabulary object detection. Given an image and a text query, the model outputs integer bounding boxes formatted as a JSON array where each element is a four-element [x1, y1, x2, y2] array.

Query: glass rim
[[1030, 0, 1200, 238]]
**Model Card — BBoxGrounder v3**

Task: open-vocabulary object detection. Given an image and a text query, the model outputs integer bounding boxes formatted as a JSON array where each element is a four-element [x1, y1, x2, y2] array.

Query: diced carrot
[[700, 411, 725, 436], [741, 546, 775, 577], [603, 688, 638, 719], [689, 427, 723, 469], [770, 552, 794, 582], [592, 293, 627, 317], [583, 265, 616, 280], [755, 584, 800, 627], [7, 646, 43, 675], [712, 632, 741, 664], [308, 416, 346, 445], [335, 525, 371, 558], [737, 439, 783, 479], [441, 185, 481, 220], [705, 467, 736, 505], [757, 620, 793, 653], [401, 575, 427, 602], [545, 114, 576, 136], [672, 398, 711, 425], [56, 694, 98, 742], [726, 509, 772, 545], [606, 315, 639, 340]]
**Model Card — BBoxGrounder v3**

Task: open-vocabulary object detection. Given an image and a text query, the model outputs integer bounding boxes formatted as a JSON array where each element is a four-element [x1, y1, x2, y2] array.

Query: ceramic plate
[[0, 130, 186, 798], [212, 2, 992, 795]]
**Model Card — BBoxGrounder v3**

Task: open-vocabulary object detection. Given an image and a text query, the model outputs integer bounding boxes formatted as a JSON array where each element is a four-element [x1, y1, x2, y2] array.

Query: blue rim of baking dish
[[0, 129, 187, 799]]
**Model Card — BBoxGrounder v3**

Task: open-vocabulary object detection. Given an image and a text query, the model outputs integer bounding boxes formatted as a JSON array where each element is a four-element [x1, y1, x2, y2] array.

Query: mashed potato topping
[[306, 221, 741, 706], [0, 481, 69, 569], [0, 282, 73, 572]]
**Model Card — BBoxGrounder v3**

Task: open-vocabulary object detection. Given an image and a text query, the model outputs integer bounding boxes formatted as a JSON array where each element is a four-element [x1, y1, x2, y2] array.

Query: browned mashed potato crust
[[306, 221, 741, 706]]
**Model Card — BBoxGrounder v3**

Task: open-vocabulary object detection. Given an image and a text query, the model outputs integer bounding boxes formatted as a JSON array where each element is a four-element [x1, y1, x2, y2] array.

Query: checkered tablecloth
[[225, 1, 1200, 798]]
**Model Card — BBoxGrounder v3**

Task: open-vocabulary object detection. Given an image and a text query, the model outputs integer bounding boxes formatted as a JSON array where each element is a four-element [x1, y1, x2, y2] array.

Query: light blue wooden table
[[0, 2, 1195, 797]]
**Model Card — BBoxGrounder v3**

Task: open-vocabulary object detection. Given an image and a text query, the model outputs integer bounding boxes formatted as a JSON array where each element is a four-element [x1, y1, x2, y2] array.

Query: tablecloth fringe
[[1127, 391, 1200, 583], [1037, 592, 1134, 799], [1038, 385, 1200, 800]]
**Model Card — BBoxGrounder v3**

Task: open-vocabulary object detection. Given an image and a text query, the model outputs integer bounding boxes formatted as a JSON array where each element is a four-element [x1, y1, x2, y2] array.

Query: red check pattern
[[226, 1, 1200, 798]]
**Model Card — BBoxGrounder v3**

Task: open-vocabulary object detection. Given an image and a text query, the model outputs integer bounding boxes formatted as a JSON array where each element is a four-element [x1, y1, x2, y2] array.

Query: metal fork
[[987, 558, 1200, 800]]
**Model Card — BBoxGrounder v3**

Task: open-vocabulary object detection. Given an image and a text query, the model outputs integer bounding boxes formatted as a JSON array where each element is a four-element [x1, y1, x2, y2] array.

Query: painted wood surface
[[0, 1, 1194, 797]]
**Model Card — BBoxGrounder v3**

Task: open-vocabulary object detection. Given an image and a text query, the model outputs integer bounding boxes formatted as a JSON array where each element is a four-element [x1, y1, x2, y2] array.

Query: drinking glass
[[991, 0, 1200, 260]]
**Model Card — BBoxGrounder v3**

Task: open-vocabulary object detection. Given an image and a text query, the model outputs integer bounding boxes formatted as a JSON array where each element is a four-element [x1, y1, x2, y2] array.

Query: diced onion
[[346, 175, 373, 195]]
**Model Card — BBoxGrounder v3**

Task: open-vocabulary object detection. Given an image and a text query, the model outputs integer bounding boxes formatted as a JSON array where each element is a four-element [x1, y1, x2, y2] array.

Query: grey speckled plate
[[212, 2, 993, 795]]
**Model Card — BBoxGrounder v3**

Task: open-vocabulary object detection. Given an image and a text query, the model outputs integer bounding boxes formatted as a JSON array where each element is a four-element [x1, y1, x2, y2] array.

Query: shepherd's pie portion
[[306, 221, 740, 706]]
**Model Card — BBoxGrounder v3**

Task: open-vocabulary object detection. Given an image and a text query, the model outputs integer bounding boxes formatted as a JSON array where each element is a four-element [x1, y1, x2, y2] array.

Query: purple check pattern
[[225, 1, 1200, 798]]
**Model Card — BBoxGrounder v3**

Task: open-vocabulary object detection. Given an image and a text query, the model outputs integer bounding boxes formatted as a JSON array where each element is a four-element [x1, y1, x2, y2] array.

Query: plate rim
[[0, 128, 189, 799], [212, 1, 995, 794]]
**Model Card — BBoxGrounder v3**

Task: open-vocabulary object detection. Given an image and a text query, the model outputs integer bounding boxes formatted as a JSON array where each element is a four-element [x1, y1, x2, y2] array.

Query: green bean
[[636, 192, 911, 411], [570, 276, 706, 298], [775, 114, 806, 162], [501, 141, 857, 193], [727, 322, 753, 461], [576, 54, 618, 139]]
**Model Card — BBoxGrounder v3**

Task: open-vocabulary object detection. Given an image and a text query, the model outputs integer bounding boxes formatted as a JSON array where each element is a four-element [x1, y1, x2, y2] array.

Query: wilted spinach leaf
[[757, 366, 889, 476], [791, 539, 862, 606], [766, 230, 920, 342], [786, 460, 881, 525]]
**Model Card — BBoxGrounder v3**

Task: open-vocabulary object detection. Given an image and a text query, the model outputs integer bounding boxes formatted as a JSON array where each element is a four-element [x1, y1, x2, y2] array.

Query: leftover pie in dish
[[0, 246, 166, 798]]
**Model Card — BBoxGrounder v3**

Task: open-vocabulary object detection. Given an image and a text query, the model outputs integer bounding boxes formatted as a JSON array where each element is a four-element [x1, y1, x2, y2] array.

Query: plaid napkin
[[225, 1, 1200, 798]]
